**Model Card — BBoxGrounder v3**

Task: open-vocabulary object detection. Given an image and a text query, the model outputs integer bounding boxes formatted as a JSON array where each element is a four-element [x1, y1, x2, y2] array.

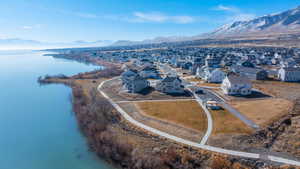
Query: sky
[[0, 0, 300, 42]]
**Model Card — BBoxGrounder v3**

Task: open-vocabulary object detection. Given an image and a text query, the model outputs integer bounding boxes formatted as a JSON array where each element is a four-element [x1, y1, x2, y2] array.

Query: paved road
[[220, 102, 260, 129], [188, 88, 213, 145], [98, 78, 300, 167], [116, 98, 196, 103], [207, 89, 260, 129]]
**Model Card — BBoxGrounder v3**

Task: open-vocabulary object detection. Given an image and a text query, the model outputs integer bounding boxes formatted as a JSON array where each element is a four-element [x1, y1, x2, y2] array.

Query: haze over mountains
[[1, 5, 300, 49], [0, 39, 114, 50]]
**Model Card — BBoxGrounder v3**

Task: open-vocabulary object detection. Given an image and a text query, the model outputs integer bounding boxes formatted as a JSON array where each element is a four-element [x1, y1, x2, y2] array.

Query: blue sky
[[1, 0, 299, 42]]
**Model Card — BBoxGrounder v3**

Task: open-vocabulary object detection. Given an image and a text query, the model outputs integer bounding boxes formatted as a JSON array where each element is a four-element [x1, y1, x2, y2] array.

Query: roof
[[140, 66, 157, 71], [281, 67, 300, 71], [232, 65, 266, 74], [226, 74, 251, 84], [161, 76, 182, 83], [121, 69, 138, 77]]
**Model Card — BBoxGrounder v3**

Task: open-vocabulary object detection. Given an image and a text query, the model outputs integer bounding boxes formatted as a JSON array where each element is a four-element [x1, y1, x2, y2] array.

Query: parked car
[[205, 100, 222, 110], [195, 89, 204, 94]]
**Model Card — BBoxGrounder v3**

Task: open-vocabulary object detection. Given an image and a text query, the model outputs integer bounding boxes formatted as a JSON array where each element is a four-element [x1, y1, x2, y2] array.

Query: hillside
[[206, 6, 300, 39]]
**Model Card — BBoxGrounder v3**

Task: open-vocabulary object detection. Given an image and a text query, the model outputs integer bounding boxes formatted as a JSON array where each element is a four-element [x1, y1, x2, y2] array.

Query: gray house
[[156, 76, 184, 94], [278, 66, 300, 82], [231, 65, 268, 80], [121, 69, 149, 93]]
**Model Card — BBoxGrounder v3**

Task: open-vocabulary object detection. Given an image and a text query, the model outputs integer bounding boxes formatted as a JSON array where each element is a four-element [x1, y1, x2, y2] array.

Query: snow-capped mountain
[[207, 6, 300, 38]]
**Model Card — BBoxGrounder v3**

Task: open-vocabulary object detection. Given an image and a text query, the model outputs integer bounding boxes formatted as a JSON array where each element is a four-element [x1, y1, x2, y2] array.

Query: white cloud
[[133, 12, 167, 22], [130, 12, 195, 24], [172, 16, 195, 24], [22, 24, 42, 30], [228, 14, 256, 22], [213, 5, 239, 12], [213, 5, 256, 22], [22, 26, 33, 30]]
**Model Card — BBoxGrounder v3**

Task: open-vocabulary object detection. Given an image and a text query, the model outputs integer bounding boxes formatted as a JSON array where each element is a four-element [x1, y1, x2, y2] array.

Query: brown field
[[135, 100, 207, 132], [231, 99, 293, 126], [210, 109, 253, 135], [253, 80, 300, 100]]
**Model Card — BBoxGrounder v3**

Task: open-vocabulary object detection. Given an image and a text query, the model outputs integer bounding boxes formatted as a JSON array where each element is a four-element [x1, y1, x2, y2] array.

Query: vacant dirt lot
[[253, 80, 300, 101], [231, 99, 293, 127], [210, 109, 253, 135], [135, 100, 207, 132]]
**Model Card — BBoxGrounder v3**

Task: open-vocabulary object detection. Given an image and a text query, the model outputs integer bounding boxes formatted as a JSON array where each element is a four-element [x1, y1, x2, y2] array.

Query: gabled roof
[[121, 69, 138, 77], [226, 74, 251, 84], [231, 65, 265, 74], [161, 76, 182, 83], [140, 66, 157, 71]]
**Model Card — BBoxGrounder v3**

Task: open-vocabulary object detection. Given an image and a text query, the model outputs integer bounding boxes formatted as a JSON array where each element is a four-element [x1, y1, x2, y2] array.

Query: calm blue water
[[0, 50, 114, 169]]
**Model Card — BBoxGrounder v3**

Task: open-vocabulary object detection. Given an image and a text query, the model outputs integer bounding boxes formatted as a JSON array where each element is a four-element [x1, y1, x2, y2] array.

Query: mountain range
[[1, 5, 300, 49], [206, 5, 300, 38]]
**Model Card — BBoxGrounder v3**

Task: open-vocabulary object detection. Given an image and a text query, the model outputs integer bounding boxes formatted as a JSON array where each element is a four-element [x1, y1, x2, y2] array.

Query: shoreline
[[38, 66, 298, 169]]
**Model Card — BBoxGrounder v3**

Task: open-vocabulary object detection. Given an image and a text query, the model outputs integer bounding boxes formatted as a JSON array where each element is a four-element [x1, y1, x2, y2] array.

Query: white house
[[203, 68, 226, 83], [221, 74, 252, 96], [278, 66, 300, 82], [196, 67, 225, 83], [156, 76, 184, 94]]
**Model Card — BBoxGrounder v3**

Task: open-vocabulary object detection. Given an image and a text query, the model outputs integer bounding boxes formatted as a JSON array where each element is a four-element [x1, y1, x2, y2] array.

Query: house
[[205, 55, 221, 68], [221, 74, 252, 96], [197, 67, 225, 83], [121, 69, 149, 93], [191, 56, 204, 74], [278, 66, 300, 82], [139, 66, 160, 79], [156, 76, 184, 94], [280, 58, 297, 68], [231, 65, 268, 80], [239, 60, 255, 68], [204, 68, 226, 83]]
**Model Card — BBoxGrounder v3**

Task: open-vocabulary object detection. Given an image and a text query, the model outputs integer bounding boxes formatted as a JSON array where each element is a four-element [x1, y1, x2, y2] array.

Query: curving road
[[186, 88, 213, 145], [98, 77, 300, 167]]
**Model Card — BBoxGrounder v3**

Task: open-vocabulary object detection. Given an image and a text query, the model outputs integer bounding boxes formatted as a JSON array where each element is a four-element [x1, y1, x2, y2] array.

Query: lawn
[[210, 109, 253, 135], [135, 100, 207, 132], [231, 99, 293, 126]]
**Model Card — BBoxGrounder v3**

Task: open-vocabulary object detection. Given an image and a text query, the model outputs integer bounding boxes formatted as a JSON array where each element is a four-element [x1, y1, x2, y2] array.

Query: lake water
[[0, 50, 114, 169]]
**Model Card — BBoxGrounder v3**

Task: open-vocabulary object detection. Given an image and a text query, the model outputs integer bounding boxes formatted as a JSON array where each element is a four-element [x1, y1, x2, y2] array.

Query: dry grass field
[[210, 109, 253, 135], [135, 100, 207, 132], [231, 99, 293, 126], [253, 80, 300, 100]]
